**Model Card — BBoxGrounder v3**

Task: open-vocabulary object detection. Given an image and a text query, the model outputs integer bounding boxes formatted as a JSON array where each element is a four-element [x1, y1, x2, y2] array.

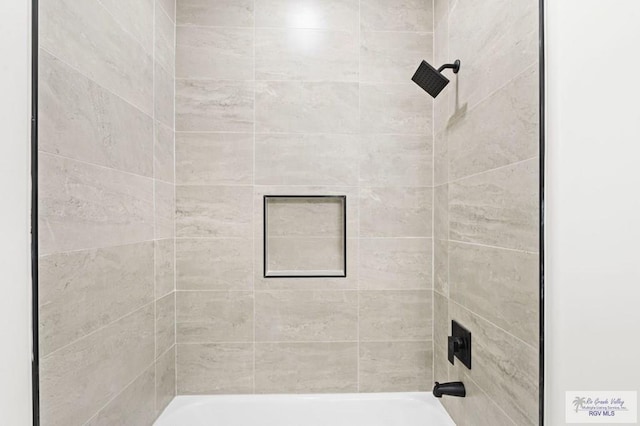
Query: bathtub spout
[[432, 381, 466, 398]]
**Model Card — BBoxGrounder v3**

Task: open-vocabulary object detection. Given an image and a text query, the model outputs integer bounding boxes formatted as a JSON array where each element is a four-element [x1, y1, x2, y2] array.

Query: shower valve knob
[[447, 336, 465, 364]]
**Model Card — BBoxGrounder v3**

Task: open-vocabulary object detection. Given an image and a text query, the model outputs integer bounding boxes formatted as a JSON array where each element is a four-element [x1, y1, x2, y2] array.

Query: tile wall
[[37, 0, 176, 423], [174, 0, 435, 393], [432, 0, 540, 424]]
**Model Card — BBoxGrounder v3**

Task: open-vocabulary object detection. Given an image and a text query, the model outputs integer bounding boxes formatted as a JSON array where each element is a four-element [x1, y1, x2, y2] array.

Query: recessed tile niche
[[263, 195, 347, 278]]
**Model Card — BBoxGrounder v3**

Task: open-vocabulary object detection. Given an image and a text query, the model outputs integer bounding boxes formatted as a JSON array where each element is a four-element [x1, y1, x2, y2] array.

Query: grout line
[[172, 0, 178, 401], [446, 239, 539, 255], [174, 340, 433, 345], [152, 0, 158, 414], [431, 0, 437, 387], [175, 130, 432, 136], [175, 23, 433, 35], [174, 288, 433, 293], [251, 1, 257, 395]]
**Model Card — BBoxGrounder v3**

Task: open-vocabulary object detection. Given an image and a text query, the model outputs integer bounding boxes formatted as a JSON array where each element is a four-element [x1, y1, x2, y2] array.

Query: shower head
[[411, 59, 461, 98]]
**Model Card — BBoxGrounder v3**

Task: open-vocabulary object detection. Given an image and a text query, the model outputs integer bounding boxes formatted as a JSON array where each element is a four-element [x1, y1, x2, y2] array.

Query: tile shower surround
[[174, 0, 435, 395], [38, 0, 176, 423]]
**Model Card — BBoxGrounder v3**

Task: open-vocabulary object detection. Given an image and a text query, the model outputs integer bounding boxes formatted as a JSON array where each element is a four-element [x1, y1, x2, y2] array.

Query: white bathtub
[[154, 392, 455, 426]]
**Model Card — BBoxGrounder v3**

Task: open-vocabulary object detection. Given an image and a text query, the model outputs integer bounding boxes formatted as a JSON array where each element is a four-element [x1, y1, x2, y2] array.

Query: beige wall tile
[[85, 366, 155, 426], [177, 0, 253, 27], [256, 134, 358, 186], [359, 238, 432, 290], [155, 239, 175, 297], [360, 83, 432, 134], [156, 293, 176, 356], [360, 0, 433, 32], [38, 154, 154, 255], [177, 343, 254, 394], [155, 123, 175, 183], [176, 27, 253, 80], [434, 130, 449, 185], [176, 238, 253, 290], [361, 31, 432, 83], [448, 65, 539, 181], [156, 346, 176, 415], [157, 0, 176, 22], [255, 28, 358, 81], [155, 4, 176, 76], [40, 0, 153, 114], [255, 81, 359, 133], [434, 184, 448, 240], [39, 242, 154, 356], [449, 242, 539, 346], [433, 290, 449, 350], [255, 342, 357, 393], [155, 180, 175, 239], [448, 301, 538, 425], [359, 290, 432, 341], [433, 340, 449, 384], [449, 159, 538, 251], [255, 290, 357, 341], [99, 0, 154, 53], [176, 291, 254, 343], [176, 185, 253, 238], [40, 305, 154, 425], [255, 0, 359, 31], [359, 342, 432, 392], [360, 187, 432, 237], [155, 63, 175, 130], [433, 239, 449, 296], [176, 80, 254, 132], [359, 134, 432, 186], [176, 132, 253, 185], [39, 52, 153, 177]]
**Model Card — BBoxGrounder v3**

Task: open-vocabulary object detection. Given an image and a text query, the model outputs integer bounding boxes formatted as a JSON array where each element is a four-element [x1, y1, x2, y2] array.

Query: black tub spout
[[433, 381, 466, 398]]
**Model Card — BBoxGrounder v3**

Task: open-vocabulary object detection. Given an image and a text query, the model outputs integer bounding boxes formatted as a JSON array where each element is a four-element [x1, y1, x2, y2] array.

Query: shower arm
[[437, 59, 461, 74]]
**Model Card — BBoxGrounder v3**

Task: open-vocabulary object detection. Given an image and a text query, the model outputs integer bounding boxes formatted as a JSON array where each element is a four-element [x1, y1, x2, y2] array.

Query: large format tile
[[448, 0, 538, 110], [40, 0, 153, 114], [448, 301, 538, 425], [40, 305, 154, 426], [448, 159, 538, 251], [176, 185, 253, 238], [155, 239, 175, 297], [39, 242, 154, 356], [155, 63, 175, 130], [85, 366, 155, 426], [433, 290, 449, 350], [38, 154, 154, 255], [360, 0, 433, 32], [99, 0, 154, 53], [255, 290, 357, 341], [359, 134, 432, 186], [255, 342, 358, 393], [156, 292, 176, 356], [361, 32, 432, 83], [176, 27, 253, 80], [155, 123, 174, 183], [433, 238, 449, 296], [256, 134, 358, 186], [156, 346, 176, 416], [155, 180, 175, 239], [176, 291, 254, 343], [176, 132, 253, 185], [434, 184, 448, 240], [177, 343, 254, 394], [449, 242, 538, 345], [255, 81, 359, 133], [177, 0, 253, 27], [155, 3, 176, 75], [360, 187, 432, 237], [176, 80, 253, 132], [176, 238, 253, 290], [39, 52, 153, 177], [255, 0, 359, 31], [359, 290, 432, 341], [360, 84, 432, 134], [358, 238, 432, 290], [448, 65, 539, 180], [255, 28, 358, 81], [359, 342, 432, 392]]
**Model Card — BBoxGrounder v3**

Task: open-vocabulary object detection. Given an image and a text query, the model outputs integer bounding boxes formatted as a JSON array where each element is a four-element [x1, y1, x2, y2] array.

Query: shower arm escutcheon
[[437, 59, 461, 74]]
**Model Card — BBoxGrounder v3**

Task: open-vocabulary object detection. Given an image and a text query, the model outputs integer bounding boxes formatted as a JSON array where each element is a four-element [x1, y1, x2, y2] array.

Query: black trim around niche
[[31, 0, 40, 423], [263, 195, 347, 279], [538, 0, 546, 425]]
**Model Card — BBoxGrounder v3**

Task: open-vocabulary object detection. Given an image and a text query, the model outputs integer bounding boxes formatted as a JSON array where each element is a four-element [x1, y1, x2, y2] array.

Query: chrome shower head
[[411, 59, 461, 98]]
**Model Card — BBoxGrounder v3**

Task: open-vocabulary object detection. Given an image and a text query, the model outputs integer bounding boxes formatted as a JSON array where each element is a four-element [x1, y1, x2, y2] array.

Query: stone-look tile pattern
[[38, 0, 176, 423], [174, 0, 435, 395], [432, 0, 539, 424]]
